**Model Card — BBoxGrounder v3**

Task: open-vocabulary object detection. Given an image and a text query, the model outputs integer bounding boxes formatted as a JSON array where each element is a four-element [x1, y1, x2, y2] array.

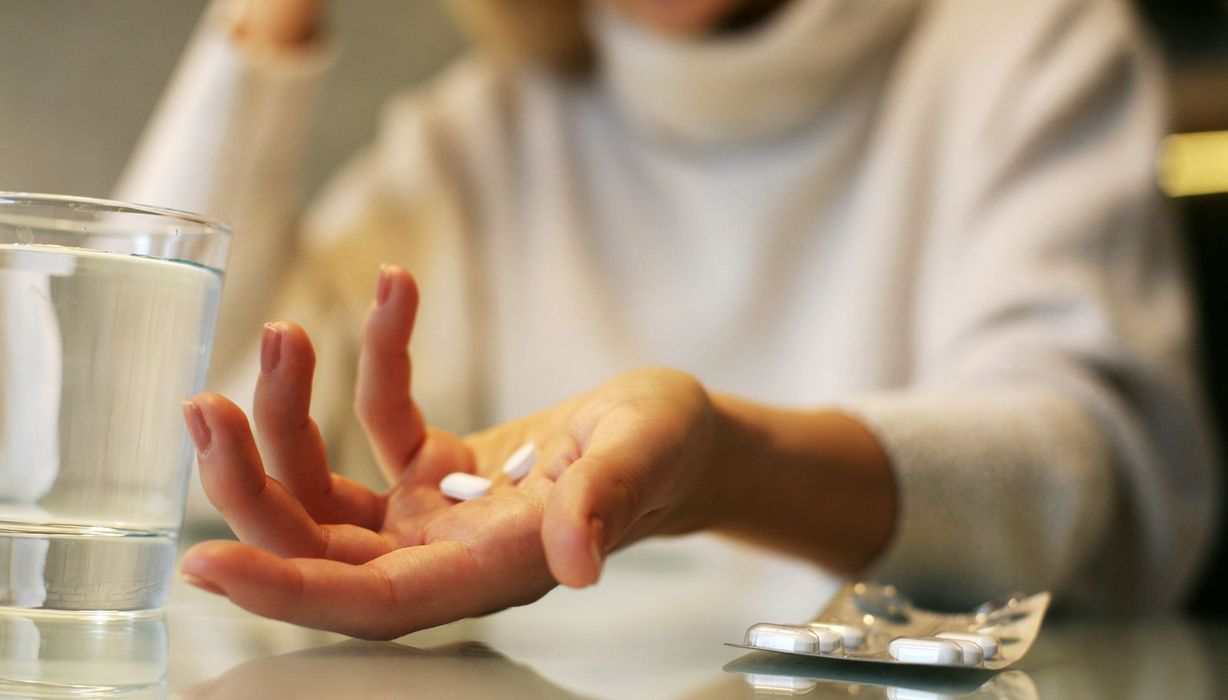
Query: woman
[[119, 0, 1216, 639]]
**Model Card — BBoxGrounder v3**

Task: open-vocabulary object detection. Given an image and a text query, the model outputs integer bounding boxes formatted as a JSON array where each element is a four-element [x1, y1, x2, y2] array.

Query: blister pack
[[730, 581, 1049, 670]]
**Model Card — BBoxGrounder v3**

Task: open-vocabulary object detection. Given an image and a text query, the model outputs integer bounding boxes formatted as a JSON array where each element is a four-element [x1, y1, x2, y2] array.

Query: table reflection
[[0, 608, 167, 697], [167, 612, 1228, 699], [724, 651, 1036, 698], [13, 563, 1219, 700], [180, 640, 587, 699], [1021, 616, 1223, 699]]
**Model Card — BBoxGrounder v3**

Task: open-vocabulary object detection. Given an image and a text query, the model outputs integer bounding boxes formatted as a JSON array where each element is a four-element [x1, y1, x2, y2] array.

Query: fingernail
[[589, 518, 605, 584], [260, 323, 282, 374], [377, 264, 392, 305], [181, 572, 224, 596], [182, 400, 212, 457]]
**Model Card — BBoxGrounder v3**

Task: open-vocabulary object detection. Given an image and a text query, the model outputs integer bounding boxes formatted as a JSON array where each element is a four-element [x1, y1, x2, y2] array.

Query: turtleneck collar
[[590, 0, 920, 147]]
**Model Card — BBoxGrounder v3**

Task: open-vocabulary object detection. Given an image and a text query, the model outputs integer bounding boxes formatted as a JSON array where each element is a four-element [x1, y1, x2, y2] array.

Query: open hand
[[179, 265, 717, 639]]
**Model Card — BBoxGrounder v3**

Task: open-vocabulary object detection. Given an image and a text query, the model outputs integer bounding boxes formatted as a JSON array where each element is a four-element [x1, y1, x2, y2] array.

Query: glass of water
[[0, 192, 227, 613]]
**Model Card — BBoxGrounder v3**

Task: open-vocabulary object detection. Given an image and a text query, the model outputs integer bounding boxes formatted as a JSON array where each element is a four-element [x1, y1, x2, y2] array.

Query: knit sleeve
[[112, 0, 345, 528], [845, 0, 1217, 611], [113, 0, 335, 380]]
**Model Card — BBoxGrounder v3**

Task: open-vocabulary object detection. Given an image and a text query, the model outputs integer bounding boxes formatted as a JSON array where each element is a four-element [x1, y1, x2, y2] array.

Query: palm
[[376, 434, 558, 612]]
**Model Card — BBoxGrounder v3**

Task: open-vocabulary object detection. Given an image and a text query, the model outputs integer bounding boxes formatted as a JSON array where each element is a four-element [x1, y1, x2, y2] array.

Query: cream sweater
[[119, 0, 1217, 611]]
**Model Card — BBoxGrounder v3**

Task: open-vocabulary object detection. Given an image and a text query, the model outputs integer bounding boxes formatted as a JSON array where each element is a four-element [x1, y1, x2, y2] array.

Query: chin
[[614, 0, 742, 36]]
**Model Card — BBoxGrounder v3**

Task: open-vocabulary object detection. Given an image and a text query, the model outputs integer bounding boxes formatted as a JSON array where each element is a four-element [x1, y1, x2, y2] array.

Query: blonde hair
[[446, 0, 593, 74]]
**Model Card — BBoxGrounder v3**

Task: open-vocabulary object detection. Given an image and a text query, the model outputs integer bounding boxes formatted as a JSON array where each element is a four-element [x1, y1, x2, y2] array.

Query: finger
[[404, 427, 477, 487], [254, 321, 384, 528], [513, 433, 580, 501], [541, 433, 583, 481], [179, 537, 528, 640], [184, 394, 325, 557], [355, 264, 427, 482], [540, 456, 619, 588], [185, 396, 396, 564], [180, 540, 401, 639], [541, 434, 669, 589], [185, 394, 390, 566], [315, 523, 400, 565]]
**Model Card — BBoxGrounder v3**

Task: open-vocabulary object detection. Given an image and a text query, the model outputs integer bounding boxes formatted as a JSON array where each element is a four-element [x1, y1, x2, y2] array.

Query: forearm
[[696, 393, 897, 575], [116, 0, 334, 375], [115, 0, 327, 216]]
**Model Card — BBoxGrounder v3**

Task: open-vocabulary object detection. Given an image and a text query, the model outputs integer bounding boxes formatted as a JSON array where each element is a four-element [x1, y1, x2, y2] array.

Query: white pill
[[440, 472, 491, 501], [888, 637, 965, 666], [746, 623, 841, 654], [746, 624, 816, 653], [935, 631, 999, 659], [949, 639, 983, 666], [810, 628, 842, 653], [501, 442, 538, 482], [808, 622, 866, 649]]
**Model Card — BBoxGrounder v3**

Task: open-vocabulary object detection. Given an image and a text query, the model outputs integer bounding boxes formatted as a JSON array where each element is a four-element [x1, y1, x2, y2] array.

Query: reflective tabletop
[[2, 535, 1224, 698]]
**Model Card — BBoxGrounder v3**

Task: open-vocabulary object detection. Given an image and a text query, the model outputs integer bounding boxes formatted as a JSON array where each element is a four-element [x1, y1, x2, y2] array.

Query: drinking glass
[[0, 192, 228, 612]]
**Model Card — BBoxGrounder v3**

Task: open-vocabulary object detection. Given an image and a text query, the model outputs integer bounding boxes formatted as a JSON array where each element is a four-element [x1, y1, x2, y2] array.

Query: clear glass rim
[[0, 192, 231, 238]]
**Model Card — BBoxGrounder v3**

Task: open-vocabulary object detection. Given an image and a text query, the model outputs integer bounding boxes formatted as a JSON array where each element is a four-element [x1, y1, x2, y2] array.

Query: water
[[0, 244, 221, 612], [0, 606, 168, 696], [0, 523, 177, 611]]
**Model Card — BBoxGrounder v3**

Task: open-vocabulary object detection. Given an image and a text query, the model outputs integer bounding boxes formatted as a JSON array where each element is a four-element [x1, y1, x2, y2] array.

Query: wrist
[[698, 393, 763, 531], [700, 394, 898, 574]]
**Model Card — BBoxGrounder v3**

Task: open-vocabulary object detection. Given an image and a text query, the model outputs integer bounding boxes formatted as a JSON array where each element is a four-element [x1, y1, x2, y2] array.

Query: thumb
[[540, 444, 654, 588]]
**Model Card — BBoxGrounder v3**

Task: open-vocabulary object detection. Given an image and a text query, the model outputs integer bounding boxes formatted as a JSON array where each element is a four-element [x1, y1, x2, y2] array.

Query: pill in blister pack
[[888, 637, 984, 666], [731, 581, 1049, 671], [745, 623, 841, 654], [935, 631, 1000, 659], [809, 622, 865, 649], [888, 637, 965, 666]]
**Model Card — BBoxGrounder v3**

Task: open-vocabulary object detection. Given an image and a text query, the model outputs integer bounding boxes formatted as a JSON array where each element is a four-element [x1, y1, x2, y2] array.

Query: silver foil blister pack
[[730, 581, 1050, 670]]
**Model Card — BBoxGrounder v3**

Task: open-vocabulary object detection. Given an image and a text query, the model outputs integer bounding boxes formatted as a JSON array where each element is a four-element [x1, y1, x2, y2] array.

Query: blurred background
[[1, 0, 1226, 607], [0, 0, 465, 197], [1, 1, 1224, 197]]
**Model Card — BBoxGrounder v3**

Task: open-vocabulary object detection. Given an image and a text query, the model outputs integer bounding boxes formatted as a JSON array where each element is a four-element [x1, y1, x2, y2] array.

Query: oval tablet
[[440, 472, 492, 501], [935, 632, 999, 659], [888, 637, 964, 666], [810, 628, 842, 653], [948, 639, 983, 666], [501, 442, 538, 482], [808, 622, 866, 649], [745, 623, 835, 654]]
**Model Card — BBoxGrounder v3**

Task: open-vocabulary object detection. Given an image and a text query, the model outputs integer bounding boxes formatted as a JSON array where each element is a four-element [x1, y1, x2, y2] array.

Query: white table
[[2, 534, 1224, 699]]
